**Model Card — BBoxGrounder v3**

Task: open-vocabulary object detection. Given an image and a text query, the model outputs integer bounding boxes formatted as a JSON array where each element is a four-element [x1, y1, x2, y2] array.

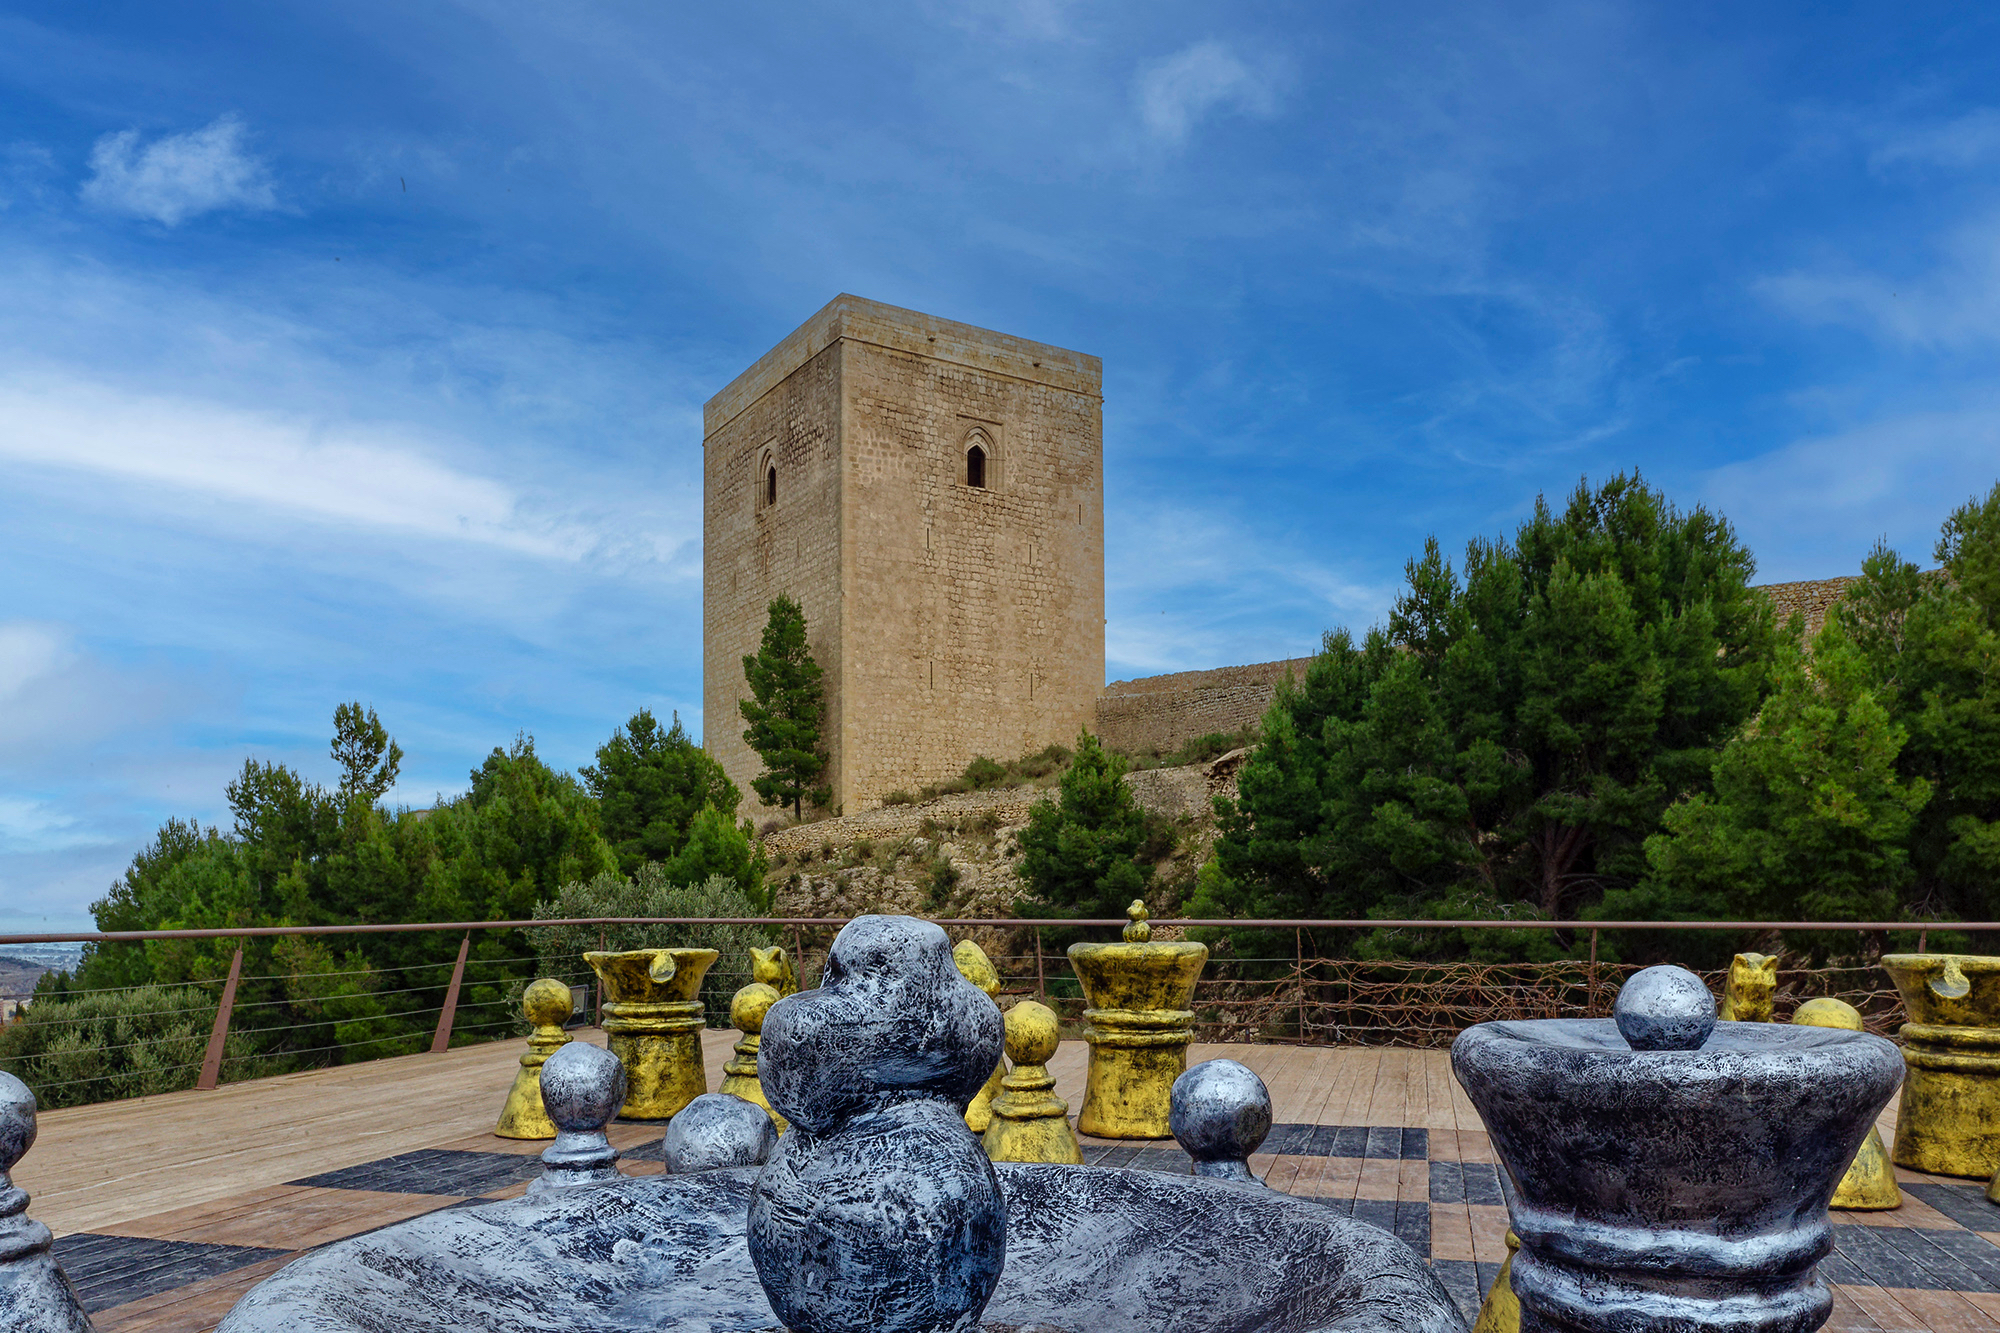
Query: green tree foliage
[[1195, 474, 1779, 950], [740, 595, 831, 819], [581, 709, 739, 873], [1618, 627, 1930, 926], [1015, 731, 1153, 920], [331, 701, 403, 803], [529, 869, 777, 1026], [655, 805, 771, 912], [0, 984, 258, 1109]]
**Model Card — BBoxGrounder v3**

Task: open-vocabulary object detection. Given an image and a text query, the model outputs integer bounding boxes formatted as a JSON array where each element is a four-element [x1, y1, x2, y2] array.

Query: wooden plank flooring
[[11, 1033, 1998, 1333]]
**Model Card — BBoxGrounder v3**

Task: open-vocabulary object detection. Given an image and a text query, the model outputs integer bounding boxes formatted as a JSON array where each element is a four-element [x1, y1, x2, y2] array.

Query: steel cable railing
[[3, 913, 1991, 1106]]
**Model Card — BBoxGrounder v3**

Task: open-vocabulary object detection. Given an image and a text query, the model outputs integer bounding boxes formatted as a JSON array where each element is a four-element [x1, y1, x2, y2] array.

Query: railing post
[[197, 947, 244, 1090], [1034, 927, 1046, 1006], [1586, 929, 1600, 1018], [430, 933, 471, 1054], [596, 928, 607, 1026], [1296, 927, 1307, 1042]]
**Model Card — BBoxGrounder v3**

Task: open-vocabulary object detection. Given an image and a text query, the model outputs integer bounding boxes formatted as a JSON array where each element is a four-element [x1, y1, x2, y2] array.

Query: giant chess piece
[[583, 946, 718, 1122], [1794, 998, 1901, 1210], [1170, 1059, 1272, 1185], [749, 915, 1006, 1333], [1881, 953, 2000, 1178], [751, 945, 799, 997], [1455, 963, 1903, 1333], [1066, 901, 1208, 1139], [953, 939, 1008, 1133], [1717, 952, 1778, 1022], [982, 1000, 1082, 1165], [718, 981, 786, 1131], [493, 978, 574, 1139], [0, 1072, 94, 1333], [529, 1042, 625, 1193], [662, 1092, 778, 1174]]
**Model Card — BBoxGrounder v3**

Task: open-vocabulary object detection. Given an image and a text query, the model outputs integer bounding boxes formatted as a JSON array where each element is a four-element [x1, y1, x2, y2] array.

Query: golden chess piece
[[1471, 1230, 1521, 1333], [493, 978, 575, 1139], [1717, 952, 1778, 1022], [1882, 953, 2000, 1178], [583, 947, 719, 1121], [1065, 900, 1206, 1138], [1793, 997, 1901, 1209], [720, 981, 786, 1132], [752, 945, 798, 997], [953, 939, 1007, 1133], [982, 1000, 1082, 1165]]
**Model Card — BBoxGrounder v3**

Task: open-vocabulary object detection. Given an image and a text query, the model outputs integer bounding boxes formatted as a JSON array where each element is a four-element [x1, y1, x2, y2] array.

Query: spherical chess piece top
[[1614, 964, 1717, 1051], [0, 1070, 34, 1184], [522, 978, 573, 1030], [1123, 899, 1152, 943], [540, 1041, 626, 1132], [1792, 997, 1864, 1031], [731, 982, 781, 1037], [1004, 1000, 1061, 1069], [1170, 1059, 1272, 1184], [663, 1092, 779, 1173]]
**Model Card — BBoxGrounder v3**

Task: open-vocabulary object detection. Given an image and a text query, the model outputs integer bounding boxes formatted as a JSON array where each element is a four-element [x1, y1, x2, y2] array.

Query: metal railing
[[1, 915, 1988, 1104]]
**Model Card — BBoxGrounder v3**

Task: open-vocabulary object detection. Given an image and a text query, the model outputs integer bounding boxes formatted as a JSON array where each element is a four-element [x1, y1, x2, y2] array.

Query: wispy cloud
[[1757, 210, 2000, 350], [1134, 40, 1278, 146], [0, 373, 600, 558], [1867, 107, 2000, 171], [80, 114, 277, 225]]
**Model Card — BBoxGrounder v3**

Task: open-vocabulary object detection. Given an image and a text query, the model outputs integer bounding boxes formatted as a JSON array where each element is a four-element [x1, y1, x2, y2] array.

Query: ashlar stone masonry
[[704, 295, 1105, 816]]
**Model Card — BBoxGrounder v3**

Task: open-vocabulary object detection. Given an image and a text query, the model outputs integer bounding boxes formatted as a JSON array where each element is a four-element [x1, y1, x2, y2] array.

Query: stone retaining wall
[[1093, 657, 1311, 756]]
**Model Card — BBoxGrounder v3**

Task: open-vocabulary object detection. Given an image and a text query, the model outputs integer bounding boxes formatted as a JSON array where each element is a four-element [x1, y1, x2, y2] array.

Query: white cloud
[[1134, 41, 1277, 146], [80, 114, 277, 225], [1756, 210, 2000, 351], [1868, 108, 2000, 172], [0, 373, 598, 559], [1703, 406, 2000, 582]]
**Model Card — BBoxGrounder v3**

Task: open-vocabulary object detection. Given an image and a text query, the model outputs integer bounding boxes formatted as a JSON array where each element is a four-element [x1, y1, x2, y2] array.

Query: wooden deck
[[14, 1032, 2000, 1332]]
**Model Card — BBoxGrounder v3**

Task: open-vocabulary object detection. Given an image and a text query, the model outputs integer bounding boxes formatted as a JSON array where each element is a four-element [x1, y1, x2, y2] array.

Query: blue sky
[[4, 3, 1999, 931]]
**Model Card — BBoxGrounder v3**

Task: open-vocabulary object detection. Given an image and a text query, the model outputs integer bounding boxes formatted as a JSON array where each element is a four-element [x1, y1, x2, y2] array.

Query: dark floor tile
[[1829, 1224, 2000, 1293], [51, 1234, 286, 1313], [1400, 1128, 1430, 1161], [287, 1147, 544, 1196], [1430, 1160, 1466, 1204], [1366, 1127, 1404, 1161], [1395, 1199, 1431, 1257], [1262, 1122, 1320, 1155], [1430, 1258, 1483, 1324], [1873, 1224, 2000, 1294], [1904, 1182, 2000, 1233]]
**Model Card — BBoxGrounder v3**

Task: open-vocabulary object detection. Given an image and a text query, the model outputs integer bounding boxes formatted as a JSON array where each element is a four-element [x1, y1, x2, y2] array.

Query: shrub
[[0, 984, 256, 1109], [529, 868, 777, 1026], [880, 790, 917, 806]]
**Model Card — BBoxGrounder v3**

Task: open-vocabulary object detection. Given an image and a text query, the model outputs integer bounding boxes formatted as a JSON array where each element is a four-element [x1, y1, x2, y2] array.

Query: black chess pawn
[[1170, 1059, 1272, 1185], [530, 1042, 626, 1192], [0, 1071, 94, 1332]]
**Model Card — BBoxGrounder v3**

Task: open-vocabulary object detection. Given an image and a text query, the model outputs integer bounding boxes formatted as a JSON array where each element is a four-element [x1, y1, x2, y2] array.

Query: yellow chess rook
[[1717, 953, 1778, 1022], [1881, 953, 2000, 1178], [720, 981, 786, 1132], [1065, 901, 1207, 1139], [953, 939, 1007, 1133], [584, 947, 719, 1122], [1792, 997, 1900, 1209], [493, 978, 575, 1139], [982, 1000, 1083, 1165]]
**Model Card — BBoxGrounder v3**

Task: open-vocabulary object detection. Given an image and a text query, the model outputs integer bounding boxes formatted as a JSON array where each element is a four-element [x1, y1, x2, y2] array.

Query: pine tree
[[581, 709, 739, 874], [740, 595, 831, 820], [1014, 731, 1152, 919]]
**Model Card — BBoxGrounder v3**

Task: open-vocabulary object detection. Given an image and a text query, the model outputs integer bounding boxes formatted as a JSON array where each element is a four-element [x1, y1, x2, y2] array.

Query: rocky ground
[[757, 751, 1248, 963]]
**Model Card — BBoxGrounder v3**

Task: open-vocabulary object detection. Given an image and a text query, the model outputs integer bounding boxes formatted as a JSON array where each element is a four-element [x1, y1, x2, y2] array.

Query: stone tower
[[703, 295, 1104, 818]]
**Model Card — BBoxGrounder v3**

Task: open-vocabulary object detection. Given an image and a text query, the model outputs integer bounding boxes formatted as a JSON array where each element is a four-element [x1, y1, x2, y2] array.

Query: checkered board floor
[[54, 1121, 2000, 1331]]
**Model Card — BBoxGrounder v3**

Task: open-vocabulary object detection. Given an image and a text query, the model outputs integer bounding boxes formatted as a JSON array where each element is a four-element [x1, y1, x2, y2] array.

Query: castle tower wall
[[703, 296, 1103, 818]]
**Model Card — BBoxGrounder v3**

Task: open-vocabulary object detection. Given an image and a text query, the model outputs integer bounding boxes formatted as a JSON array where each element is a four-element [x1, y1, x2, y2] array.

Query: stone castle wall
[[705, 296, 1103, 817], [1093, 657, 1312, 756]]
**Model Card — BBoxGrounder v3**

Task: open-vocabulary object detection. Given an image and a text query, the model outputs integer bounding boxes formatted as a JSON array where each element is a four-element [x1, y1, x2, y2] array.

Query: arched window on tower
[[766, 463, 778, 508], [966, 442, 987, 489]]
